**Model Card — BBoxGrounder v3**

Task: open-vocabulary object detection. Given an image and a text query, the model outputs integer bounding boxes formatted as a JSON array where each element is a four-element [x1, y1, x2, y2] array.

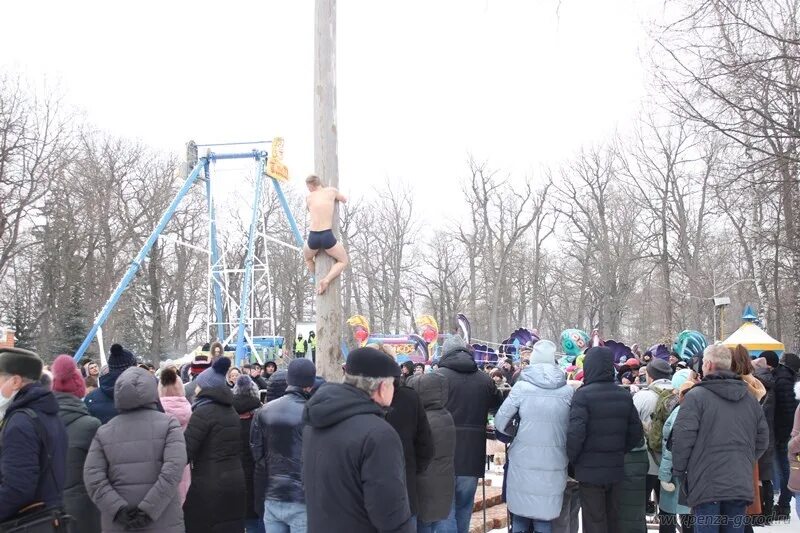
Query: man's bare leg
[[317, 242, 349, 294], [303, 243, 317, 274]]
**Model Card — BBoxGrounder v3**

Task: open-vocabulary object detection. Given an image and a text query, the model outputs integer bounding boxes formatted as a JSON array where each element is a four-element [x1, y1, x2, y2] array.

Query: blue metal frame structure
[[74, 143, 304, 366]]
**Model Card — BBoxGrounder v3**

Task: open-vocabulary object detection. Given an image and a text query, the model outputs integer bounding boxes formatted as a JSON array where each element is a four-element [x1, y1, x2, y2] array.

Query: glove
[[124, 508, 153, 530], [114, 506, 136, 525], [661, 481, 676, 492]]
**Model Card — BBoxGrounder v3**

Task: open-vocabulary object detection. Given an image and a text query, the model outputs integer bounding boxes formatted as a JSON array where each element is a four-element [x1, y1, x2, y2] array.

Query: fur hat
[[190, 353, 212, 376], [233, 375, 260, 398], [158, 367, 185, 397], [51, 354, 86, 398], [108, 344, 136, 372], [195, 356, 232, 390], [0, 347, 43, 381]]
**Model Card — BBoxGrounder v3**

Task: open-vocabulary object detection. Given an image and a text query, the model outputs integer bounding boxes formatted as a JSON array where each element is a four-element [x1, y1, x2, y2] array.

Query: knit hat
[[345, 347, 400, 378], [108, 344, 136, 372], [158, 367, 185, 397], [51, 354, 86, 398], [287, 358, 317, 388], [647, 358, 673, 381], [531, 340, 557, 364], [760, 350, 779, 368], [671, 368, 693, 390], [0, 347, 43, 381], [233, 375, 259, 398], [783, 352, 800, 373], [190, 353, 212, 376], [441, 335, 467, 357], [195, 356, 232, 390]]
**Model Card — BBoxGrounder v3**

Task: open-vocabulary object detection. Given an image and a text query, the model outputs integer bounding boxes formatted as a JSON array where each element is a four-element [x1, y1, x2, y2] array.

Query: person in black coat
[[84, 344, 137, 424], [232, 375, 264, 533], [303, 347, 414, 533], [435, 335, 503, 533], [772, 352, 800, 517], [265, 369, 289, 403], [51, 354, 101, 532], [386, 378, 435, 520], [752, 356, 776, 523], [183, 357, 246, 533], [566, 346, 643, 533], [0, 348, 68, 522]]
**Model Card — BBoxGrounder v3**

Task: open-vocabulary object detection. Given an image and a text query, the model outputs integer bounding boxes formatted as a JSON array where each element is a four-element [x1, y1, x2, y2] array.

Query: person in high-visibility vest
[[294, 335, 308, 358], [309, 331, 317, 363]]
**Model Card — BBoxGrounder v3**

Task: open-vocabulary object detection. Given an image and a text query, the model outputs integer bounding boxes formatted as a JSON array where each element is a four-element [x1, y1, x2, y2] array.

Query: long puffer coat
[[55, 392, 101, 532], [233, 392, 262, 521], [436, 347, 504, 477], [752, 365, 776, 480], [407, 373, 456, 523], [657, 406, 690, 516], [159, 395, 192, 504], [494, 363, 573, 521], [83, 367, 187, 533], [183, 386, 246, 533], [619, 447, 648, 533]]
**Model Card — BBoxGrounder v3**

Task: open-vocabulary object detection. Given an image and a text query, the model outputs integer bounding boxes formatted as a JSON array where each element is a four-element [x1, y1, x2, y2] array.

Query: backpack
[[646, 387, 678, 454]]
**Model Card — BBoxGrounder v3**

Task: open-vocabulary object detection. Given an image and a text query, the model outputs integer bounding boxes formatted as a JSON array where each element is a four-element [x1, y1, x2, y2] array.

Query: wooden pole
[[314, 0, 343, 381]]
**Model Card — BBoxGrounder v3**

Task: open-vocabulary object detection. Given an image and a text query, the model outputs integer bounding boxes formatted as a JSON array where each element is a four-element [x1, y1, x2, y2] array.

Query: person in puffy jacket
[[787, 382, 800, 520], [752, 355, 776, 523], [84, 344, 137, 424], [84, 366, 187, 533], [407, 372, 456, 531], [183, 356, 246, 533], [495, 339, 573, 533], [251, 358, 316, 532], [265, 369, 289, 402], [773, 352, 799, 519], [232, 375, 264, 533], [566, 346, 643, 533], [158, 366, 192, 504], [51, 354, 101, 532], [435, 335, 503, 532]]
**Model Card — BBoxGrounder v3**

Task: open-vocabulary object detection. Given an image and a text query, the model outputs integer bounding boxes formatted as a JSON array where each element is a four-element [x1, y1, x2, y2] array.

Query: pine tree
[[56, 285, 89, 356]]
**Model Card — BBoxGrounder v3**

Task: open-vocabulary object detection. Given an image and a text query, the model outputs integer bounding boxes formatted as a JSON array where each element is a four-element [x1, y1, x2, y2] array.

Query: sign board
[[266, 136, 289, 182]]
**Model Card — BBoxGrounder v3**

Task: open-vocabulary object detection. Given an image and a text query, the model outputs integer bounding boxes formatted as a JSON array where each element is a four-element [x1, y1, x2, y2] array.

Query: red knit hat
[[51, 354, 86, 398]]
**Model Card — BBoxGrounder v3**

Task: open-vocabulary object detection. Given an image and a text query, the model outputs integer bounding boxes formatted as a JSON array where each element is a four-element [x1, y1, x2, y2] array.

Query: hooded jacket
[[83, 368, 187, 533], [84, 370, 126, 424], [407, 373, 456, 523], [265, 370, 289, 403], [436, 347, 503, 476], [774, 363, 799, 444], [385, 383, 435, 516], [0, 383, 68, 521], [566, 347, 643, 484], [159, 395, 192, 504], [671, 371, 769, 507], [494, 363, 573, 520], [752, 366, 776, 480], [55, 392, 101, 532], [302, 382, 414, 533], [183, 386, 246, 533]]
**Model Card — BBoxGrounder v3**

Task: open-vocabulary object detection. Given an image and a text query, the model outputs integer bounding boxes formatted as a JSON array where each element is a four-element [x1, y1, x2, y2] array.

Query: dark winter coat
[[233, 393, 262, 520], [773, 363, 799, 444], [251, 387, 309, 504], [303, 382, 414, 533], [619, 448, 648, 533], [671, 371, 769, 507], [386, 383, 435, 516], [83, 368, 187, 533], [566, 347, 643, 484], [55, 392, 101, 532], [436, 347, 503, 477], [0, 383, 68, 521], [752, 366, 776, 480], [251, 375, 269, 392], [407, 373, 456, 523], [265, 370, 289, 403], [184, 386, 246, 533], [84, 370, 125, 424]]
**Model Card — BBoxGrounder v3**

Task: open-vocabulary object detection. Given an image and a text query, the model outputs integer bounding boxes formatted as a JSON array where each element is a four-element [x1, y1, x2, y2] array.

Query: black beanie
[[346, 347, 400, 378], [287, 358, 316, 388], [761, 350, 779, 369], [0, 347, 43, 381], [108, 344, 136, 372]]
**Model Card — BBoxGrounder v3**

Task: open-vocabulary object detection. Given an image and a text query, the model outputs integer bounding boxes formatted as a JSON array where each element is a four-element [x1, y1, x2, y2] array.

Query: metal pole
[[205, 159, 226, 341], [235, 157, 267, 365], [73, 161, 205, 361], [271, 179, 305, 247]]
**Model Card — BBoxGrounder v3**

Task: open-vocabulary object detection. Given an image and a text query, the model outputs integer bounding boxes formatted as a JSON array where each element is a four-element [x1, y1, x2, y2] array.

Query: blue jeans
[[693, 500, 747, 533], [454, 476, 479, 533], [264, 500, 307, 533], [774, 441, 793, 507], [417, 500, 457, 533], [245, 517, 266, 533], [511, 514, 552, 533]]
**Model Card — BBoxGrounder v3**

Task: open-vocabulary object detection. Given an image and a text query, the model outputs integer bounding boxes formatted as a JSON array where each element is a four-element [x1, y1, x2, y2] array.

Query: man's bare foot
[[306, 259, 315, 274], [317, 278, 330, 295]]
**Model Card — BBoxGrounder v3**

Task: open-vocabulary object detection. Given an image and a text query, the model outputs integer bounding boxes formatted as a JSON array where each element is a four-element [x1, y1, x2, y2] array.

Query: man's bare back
[[307, 187, 339, 231]]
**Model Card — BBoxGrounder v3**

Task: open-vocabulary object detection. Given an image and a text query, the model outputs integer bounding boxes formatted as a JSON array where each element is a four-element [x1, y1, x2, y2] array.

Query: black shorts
[[307, 229, 337, 250]]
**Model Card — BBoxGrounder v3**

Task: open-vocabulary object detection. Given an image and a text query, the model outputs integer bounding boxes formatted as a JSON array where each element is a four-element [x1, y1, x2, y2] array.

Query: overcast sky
[[2, 0, 658, 227]]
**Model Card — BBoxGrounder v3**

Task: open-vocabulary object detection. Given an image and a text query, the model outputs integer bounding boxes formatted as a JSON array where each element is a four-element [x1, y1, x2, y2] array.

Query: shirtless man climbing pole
[[304, 174, 349, 294]]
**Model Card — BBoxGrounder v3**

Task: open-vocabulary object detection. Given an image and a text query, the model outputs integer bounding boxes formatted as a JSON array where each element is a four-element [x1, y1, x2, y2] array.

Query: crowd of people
[[0, 332, 799, 533]]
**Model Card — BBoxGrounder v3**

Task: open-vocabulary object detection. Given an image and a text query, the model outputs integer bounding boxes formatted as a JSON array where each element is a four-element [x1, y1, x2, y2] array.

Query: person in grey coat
[[84, 367, 187, 533], [407, 372, 457, 530], [671, 344, 768, 527], [495, 339, 574, 532]]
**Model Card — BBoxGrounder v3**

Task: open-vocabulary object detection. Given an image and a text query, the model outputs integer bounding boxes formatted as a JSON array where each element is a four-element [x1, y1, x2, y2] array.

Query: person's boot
[[774, 505, 791, 521]]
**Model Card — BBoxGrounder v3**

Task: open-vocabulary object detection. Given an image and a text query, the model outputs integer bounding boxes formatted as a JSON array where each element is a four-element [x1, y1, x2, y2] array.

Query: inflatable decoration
[[673, 330, 707, 362], [346, 315, 371, 346], [606, 339, 633, 365], [499, 328, 540, 361], [560, 329, 590, 357], [589, 328, 604, 348], [647, 343, 671, 362], [471, 343, 497, 365], [457, 313, 472, 344], [415, 315, 440, 344]]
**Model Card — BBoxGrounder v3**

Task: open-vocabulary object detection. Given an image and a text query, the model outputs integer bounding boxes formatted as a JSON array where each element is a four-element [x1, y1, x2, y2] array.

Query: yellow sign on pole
[[266, 136, 289, 182]]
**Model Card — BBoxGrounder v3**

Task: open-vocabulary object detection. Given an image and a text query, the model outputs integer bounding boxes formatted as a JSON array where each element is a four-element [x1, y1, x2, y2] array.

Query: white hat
[[531, 340, 556, 364]]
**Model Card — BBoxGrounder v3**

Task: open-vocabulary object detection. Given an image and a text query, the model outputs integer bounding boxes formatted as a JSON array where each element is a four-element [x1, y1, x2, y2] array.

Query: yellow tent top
[[722, 322, 785, 356]]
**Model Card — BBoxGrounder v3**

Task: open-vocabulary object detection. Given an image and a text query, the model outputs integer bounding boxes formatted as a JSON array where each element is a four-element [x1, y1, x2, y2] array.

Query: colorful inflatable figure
[[673, 330, 707, 362], [646, 343, 671, 362], [346, 315, 371, 346], [457, 313, 472, 344], [471, 343, 497, 366], [606, 339, 634, 366], [499, 328, 540, 362], [560, 329, 590, 358]]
